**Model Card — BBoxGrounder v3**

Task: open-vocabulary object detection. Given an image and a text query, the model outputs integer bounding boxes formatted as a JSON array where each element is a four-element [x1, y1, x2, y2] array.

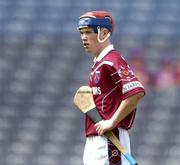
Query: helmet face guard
[[78, 17, 113, 33]]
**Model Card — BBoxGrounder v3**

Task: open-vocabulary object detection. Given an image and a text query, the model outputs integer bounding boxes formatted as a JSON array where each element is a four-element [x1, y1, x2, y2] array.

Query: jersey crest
[[94, 71, 100, 84], [117, 65, 135, 82]]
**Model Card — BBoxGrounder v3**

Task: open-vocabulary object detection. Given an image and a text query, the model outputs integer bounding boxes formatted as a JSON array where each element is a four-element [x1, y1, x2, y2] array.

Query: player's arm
[[95, 91, 144, 135]]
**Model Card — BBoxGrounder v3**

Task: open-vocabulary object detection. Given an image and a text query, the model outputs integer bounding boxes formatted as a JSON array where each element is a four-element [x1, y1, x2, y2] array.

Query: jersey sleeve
[[107, 55, 145, 100]]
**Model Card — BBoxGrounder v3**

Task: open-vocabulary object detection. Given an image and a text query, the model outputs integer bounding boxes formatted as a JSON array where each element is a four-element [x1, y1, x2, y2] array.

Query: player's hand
[[95, 119, 115, 136]]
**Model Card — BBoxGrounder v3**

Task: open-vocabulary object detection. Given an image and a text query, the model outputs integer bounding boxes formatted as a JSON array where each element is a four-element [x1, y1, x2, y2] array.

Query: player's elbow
[[133, 92, 145, 104], [129, 92, 145, 105], [137, 91, 145, 99]]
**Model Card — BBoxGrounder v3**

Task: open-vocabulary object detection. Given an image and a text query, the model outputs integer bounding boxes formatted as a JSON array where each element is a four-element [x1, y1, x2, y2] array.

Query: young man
[[77, 11, 145, 165]]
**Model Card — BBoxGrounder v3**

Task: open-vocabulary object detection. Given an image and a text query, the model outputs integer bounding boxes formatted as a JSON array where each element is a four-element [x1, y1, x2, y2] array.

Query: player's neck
[[94, 40, 111, 57]]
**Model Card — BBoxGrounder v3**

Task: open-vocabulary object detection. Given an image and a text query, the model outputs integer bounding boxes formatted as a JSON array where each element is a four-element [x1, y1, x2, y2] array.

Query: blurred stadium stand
[[0, 0, 179, 165]]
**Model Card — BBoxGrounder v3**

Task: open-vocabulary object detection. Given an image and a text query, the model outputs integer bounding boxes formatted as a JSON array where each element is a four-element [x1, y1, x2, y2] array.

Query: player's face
[[79, 27, 101, 56]]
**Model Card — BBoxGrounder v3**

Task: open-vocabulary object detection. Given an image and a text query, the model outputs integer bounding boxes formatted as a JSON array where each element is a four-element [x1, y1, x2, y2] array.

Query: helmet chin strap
[[97, 26, 111, 43]]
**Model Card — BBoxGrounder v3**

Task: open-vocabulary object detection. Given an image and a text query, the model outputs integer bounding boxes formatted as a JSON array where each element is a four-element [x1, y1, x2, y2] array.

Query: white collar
[[94, 44, 114, 62]]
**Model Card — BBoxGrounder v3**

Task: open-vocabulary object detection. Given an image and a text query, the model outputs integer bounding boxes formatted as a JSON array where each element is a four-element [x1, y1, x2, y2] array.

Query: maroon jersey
[[85, 45, 145, 136]]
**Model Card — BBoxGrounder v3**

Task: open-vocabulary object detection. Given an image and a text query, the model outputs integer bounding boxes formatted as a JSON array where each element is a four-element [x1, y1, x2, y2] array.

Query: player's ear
[[97, 27, 111, 43], [99, 28, 109, 39]]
